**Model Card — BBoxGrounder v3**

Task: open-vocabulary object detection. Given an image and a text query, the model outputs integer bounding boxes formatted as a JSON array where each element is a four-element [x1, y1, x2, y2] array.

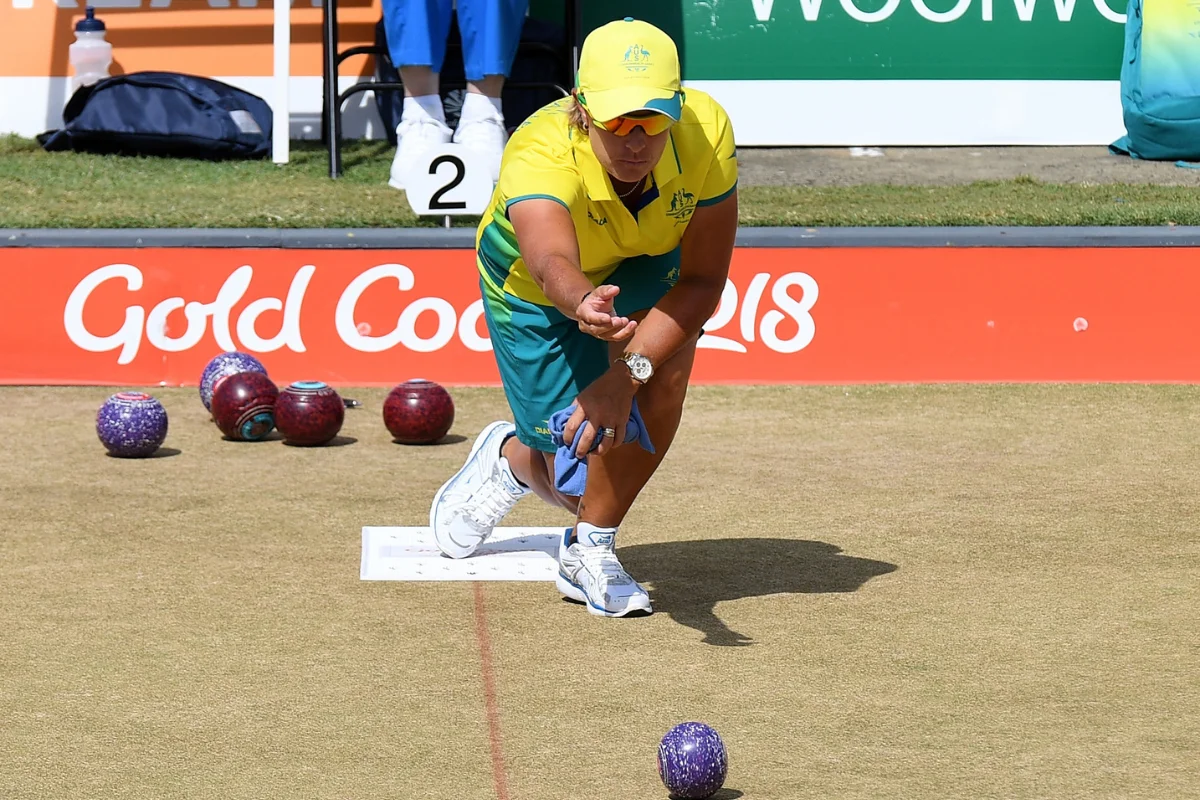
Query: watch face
[[628, 354, 652, 381]]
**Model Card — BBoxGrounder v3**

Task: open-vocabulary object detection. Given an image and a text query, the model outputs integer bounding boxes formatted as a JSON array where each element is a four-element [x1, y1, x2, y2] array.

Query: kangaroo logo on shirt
[[667, 188, 696, 225], [623, 44, 652, 72]]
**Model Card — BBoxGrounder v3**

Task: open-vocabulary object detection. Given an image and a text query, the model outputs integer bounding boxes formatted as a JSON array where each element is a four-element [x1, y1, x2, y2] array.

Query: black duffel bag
[[39, 71, 273, 160]]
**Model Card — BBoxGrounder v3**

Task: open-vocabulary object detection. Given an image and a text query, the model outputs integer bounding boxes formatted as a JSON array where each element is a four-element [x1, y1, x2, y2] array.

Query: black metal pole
[[323, 0, 342, 178]]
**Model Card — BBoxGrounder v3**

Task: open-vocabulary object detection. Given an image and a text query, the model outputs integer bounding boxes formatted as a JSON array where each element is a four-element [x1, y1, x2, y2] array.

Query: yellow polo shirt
[[475, 89, 738, 307]]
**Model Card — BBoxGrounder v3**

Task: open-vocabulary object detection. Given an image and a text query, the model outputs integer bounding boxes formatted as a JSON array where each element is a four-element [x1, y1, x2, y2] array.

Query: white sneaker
[[389, 116, 453, 190], [557, 527, 652, 618], [430, 421, 530, 559], [453, 115, 508, 183]]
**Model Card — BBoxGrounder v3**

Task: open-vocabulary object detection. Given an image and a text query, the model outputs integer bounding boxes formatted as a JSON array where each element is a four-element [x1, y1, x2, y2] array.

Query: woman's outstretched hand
[[575, 285, 638, 342]]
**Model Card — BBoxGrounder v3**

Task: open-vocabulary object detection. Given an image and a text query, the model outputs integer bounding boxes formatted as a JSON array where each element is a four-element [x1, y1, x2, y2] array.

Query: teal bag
[[1108, 0, 1200, 168]]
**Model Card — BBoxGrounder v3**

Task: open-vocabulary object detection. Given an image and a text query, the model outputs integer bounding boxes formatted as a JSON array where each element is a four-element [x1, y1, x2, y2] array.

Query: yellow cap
[[577, 17, 682, 123]]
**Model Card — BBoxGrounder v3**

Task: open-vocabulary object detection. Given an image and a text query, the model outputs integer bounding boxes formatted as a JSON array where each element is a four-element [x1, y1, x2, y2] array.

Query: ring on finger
[[598, 426, 616, 439]]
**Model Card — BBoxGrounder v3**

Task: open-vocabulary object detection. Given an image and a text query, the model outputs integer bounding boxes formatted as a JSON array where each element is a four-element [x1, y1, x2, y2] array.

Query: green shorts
[[480, 247, 681, 453]]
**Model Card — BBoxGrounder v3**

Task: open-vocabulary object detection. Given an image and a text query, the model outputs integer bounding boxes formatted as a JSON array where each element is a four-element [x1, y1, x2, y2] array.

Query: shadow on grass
[[105, 446, 181, 459], [281, 435, 358, 448], [332, 139, 393, 173], [221, 430, 284, 443], [622, 538, 898, 647], [391, 434, 469, 446]]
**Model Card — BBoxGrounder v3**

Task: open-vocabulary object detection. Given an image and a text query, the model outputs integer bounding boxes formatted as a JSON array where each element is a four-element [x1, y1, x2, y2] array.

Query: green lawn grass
[[4, 135, 1199, 228]]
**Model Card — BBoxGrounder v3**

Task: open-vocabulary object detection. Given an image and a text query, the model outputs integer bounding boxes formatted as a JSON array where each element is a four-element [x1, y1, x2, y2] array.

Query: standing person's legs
[[384, 0, 455, 190], [452, 0, 529, 181]]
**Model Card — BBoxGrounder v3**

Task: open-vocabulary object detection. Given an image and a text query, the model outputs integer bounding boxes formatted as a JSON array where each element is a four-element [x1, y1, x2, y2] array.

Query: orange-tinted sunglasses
[[593, 111, 674, 137]]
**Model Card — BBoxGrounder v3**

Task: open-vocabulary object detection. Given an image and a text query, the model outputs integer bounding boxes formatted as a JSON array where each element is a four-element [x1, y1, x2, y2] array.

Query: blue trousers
[[381, 0, 529, 81]]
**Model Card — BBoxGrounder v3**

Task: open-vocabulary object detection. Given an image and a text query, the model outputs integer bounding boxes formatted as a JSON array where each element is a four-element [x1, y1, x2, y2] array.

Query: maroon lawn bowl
[[275, 381, 345, 446], [383, 379, 455, 444], [211, 371, 279, 441]]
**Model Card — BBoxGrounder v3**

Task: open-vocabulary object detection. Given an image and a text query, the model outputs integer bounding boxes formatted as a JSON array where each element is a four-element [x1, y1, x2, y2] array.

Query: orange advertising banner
[[1, 246, 1198, 387], [2, 1, 381, 78]]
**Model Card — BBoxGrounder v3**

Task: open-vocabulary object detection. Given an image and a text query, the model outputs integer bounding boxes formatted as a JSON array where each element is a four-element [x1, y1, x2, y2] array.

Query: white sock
[[402, 94, 446, 125], [498, 433, 530, 490], [459, 91, 504, 123], [574, 522, 617, 547]]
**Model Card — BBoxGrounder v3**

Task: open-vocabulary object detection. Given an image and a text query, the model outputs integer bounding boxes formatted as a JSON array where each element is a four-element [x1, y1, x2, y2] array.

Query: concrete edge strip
[[4, 226, 1200, 248]]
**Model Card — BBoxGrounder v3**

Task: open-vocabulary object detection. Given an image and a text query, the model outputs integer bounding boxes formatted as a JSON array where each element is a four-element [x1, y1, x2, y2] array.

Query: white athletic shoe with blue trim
[[556, 528, 652, 617], [430, 421, 530, 559]]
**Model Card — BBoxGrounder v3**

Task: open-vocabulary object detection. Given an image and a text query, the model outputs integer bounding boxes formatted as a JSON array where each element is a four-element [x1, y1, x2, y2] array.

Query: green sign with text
[[572, 0, 1128, 81]]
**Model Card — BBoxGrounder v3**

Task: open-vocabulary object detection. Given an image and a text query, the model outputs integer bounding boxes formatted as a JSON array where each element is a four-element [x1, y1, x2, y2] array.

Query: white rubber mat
[[360, 526, 566, 581]]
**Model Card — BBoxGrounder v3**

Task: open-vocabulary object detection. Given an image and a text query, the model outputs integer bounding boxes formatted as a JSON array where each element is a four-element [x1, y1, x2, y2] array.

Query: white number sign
[[403, 144, 493, 217]]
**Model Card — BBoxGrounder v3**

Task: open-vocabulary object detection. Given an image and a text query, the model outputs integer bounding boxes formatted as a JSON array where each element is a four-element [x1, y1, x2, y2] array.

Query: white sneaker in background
[[453, 115, 508, 184], [430, 421, 530, 559], [557, 527, 652, 618], [389, 116, 452, 191]]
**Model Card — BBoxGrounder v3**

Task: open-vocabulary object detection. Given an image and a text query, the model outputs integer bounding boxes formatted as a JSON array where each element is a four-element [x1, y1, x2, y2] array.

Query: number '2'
[[429, 155, 467, 211]]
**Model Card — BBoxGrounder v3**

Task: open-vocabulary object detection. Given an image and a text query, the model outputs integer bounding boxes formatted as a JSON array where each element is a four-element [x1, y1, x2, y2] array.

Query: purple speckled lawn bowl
[[96, 392, 169, 458], [199, 351, 268, 413], [657, 722, 728, 799]]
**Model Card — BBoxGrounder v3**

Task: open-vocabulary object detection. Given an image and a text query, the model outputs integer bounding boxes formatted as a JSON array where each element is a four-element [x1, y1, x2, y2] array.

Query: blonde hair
[[568, 92, 588, 134]]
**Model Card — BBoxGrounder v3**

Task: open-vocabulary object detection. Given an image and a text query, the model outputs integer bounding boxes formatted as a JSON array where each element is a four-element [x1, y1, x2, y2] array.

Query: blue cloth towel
[[548, 398, 655, 497]]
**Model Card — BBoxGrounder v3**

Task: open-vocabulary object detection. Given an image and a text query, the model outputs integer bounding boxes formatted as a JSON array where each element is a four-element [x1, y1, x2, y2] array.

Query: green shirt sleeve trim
[[505, 194, 571, 217], [697, 182, 737, 207]]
